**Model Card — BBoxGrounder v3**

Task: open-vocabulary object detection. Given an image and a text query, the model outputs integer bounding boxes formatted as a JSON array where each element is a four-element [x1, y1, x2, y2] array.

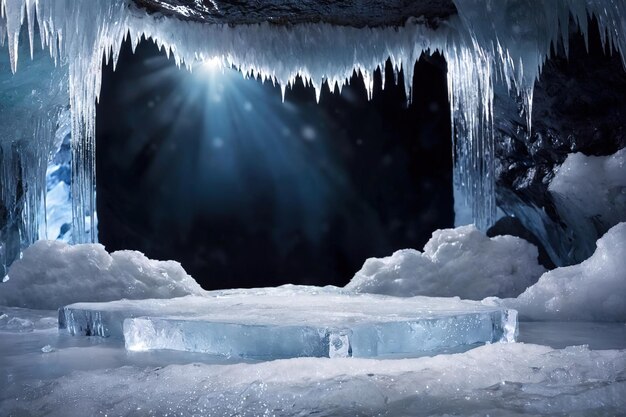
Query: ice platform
[[59, 286, 517, 359]]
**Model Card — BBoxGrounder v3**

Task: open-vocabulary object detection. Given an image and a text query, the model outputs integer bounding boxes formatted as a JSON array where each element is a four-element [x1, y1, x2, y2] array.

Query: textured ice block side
[[59, 307, 125, 337], [123, 309, 517, 359], [124, 320, 333, 358], [59, 287, 518, 358]]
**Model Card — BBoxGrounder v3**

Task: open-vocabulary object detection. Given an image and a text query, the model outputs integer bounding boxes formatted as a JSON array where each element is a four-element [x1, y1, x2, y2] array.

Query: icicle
[[314, 83, 322, 103], [2, 0, 625, 254], [24, 0, 33, 58]]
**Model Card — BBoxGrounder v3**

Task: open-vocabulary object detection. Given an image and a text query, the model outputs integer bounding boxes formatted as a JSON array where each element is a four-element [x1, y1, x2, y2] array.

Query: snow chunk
[[501, 222, 626, 322], [0, 241, 204, 309], [550, 148, 626, 225], [41, 344, 54, 353], [346, 225, 545, 300]]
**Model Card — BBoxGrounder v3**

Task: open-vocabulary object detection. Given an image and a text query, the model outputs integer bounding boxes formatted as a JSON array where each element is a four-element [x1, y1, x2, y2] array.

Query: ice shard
[[59, 287, 518, 359]]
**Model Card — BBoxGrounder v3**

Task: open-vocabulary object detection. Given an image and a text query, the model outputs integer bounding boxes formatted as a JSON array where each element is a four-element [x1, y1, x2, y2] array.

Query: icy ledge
[[59, 287, 517, 359]]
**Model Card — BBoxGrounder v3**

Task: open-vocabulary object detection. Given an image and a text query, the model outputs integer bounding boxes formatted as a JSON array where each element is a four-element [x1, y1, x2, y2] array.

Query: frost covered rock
[[501, 222, 626, 322], [550, 148, 626, 227], [548, 149, 626, 262], [346, 225, 545, 300], [0, 241, 204, 309]]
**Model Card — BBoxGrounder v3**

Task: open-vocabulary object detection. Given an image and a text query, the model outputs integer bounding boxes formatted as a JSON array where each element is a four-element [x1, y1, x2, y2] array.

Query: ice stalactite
[[0, 17, 68, 275], [447, 0, 626, 229], [0, 0, 625, 263]]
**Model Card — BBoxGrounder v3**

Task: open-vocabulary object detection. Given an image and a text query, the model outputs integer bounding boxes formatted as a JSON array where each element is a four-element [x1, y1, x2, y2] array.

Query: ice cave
[[0, 0, 625, 416]]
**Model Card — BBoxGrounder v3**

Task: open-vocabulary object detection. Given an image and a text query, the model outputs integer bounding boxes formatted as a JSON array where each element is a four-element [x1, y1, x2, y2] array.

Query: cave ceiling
[[132, 0, 457, 27]]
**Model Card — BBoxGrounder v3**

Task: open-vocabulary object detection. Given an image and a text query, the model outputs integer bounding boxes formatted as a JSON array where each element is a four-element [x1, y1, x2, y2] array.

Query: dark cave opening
[[96, 39, 453, 290]]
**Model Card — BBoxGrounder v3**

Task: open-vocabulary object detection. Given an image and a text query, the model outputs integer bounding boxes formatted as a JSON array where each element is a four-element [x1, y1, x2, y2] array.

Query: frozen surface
[[346, 225, 545, 299], [498, 222, 626, 322], [0, 306, 56, 332], [59, 286, 517, 359], [518, 321, 626, 350], [1, 312, 625, 417], [0, 240, 204, 309]]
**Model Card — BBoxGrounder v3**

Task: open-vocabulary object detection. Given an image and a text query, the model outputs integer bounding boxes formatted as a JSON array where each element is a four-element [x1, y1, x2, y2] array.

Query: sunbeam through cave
[[96, 39, 453, 289], [2, 1, 626, 415]]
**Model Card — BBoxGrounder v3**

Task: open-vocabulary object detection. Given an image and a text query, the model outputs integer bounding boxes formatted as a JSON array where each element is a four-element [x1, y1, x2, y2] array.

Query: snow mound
[[549, 148, 626, 227], [0, 241, 204, 309], [501, 222, 626, 322], [346, 225, 545, 300]]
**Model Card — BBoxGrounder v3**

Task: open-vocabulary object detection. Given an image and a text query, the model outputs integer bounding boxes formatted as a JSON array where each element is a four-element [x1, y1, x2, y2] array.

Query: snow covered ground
[[1, 309, 625, 416], [0, 223, 625, 415]]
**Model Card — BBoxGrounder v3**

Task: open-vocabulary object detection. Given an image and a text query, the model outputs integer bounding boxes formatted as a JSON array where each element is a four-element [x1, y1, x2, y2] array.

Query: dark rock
[[131, 0, 457, 27], [494, 18, 626, 267], [487, 216, 555, 270]]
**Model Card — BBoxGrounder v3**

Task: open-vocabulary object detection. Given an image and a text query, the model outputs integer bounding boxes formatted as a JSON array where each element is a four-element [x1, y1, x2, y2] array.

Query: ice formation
[[0, 240, 204, 309], [0, 0, 625, 258], [346, 225, 545, 299], [57, 287, 517, 358], [499, 222, 626, 322], [0, 26, 69, 276]]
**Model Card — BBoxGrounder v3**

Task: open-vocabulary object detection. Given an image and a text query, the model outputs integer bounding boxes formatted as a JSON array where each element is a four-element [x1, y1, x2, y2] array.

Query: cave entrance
[[96, 39, 452, 290]]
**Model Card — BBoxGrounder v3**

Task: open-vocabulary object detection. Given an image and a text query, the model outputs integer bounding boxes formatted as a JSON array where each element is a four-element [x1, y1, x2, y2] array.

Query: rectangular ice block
[[59, 286, 517, 359]]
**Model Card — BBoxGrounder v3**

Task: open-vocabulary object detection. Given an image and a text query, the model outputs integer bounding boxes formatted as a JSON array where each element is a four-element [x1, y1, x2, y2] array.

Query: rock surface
[[132, 0, 457, 27], [494, 20, 626, 267]]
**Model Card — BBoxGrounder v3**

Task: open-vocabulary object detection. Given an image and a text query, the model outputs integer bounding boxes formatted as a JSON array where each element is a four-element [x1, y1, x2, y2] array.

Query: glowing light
[[200, 56, 223, 73]]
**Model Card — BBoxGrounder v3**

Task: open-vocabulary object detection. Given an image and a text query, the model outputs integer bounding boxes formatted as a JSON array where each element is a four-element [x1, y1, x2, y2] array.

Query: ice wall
[[0, 0, 625, 257], [0, 25, 68, 276]]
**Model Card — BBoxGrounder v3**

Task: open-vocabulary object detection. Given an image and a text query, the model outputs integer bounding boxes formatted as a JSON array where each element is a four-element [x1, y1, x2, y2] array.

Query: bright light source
[[201, 56, 223, 73]]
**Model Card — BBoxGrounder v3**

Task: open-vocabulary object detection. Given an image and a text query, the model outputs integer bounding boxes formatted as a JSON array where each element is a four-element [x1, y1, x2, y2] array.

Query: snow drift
[[348, 222, 626, 322], [0, 240, 204, 309], [346, 225, 545, 299], [500, 222, 626, 322]]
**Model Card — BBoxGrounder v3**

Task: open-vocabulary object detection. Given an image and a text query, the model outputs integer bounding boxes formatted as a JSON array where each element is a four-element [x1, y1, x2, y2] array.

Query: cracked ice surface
[[59, 286, 517, 359]]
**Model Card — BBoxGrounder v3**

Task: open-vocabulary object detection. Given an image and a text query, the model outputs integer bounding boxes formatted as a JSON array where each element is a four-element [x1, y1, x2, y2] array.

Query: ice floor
[[1, 306, 625, 416]]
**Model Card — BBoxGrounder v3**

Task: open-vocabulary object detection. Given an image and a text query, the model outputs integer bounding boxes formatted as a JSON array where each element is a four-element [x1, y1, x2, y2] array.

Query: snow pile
[[550, 148, 626, 225], [1, 343, 624, 416], [500, 222, 626, 322], [346, 225, 545, 299], [0, 241, 204, 309], [547, 148, 626, 261]]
